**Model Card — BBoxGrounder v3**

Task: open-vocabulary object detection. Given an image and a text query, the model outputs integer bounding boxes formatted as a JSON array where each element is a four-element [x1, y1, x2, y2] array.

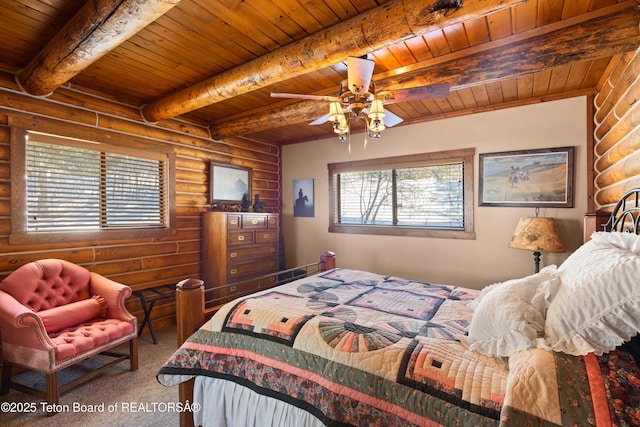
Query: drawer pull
[[263, 233, 270, 239], [230, 252, 237, 258], [230, 219, 238, 225], [230, 269, 238, 275], [251, 219, 259, 225], [269, 247, 275, 253], [237, 235, 245, 241]]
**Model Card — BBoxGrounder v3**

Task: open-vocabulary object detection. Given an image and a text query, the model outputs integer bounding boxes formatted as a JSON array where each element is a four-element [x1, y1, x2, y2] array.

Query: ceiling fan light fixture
[[272, 56, 448, 149], [333, 115, 348, 134], [369, 118, 385, 134], [328, 101, 344, 122], [368, 99, 385, 119]]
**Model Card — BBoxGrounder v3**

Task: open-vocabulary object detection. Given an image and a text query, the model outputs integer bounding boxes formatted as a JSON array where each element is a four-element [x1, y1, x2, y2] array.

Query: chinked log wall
[[0, 71, 281, 332], [593, 47, 640, 209]]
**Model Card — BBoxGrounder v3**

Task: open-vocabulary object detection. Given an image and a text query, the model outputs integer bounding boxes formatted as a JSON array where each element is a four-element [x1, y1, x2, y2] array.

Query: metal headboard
[[603, 189, 640, 233]]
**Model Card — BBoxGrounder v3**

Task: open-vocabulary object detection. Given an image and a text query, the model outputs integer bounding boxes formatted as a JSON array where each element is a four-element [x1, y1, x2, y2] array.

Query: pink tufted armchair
[[0, 259, 138, 408]]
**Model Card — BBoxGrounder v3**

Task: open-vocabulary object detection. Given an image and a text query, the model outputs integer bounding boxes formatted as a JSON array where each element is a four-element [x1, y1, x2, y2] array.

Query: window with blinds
[[25, 132, 168, 233], [328, 149, 475, 239]]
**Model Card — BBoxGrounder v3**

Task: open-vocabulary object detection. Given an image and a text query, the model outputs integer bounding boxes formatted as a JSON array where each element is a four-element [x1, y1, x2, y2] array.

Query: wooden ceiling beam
[[18, 0, 181, 96], [211, 101, 327, 139], [210, 6, 639, 139], [382, 7, 640, 92], [141, 0, 525, 122]]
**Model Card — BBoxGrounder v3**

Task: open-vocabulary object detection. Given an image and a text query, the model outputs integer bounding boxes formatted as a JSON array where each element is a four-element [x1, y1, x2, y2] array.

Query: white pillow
[[544, 231, 640, 356], [463, 266, 559, 357]]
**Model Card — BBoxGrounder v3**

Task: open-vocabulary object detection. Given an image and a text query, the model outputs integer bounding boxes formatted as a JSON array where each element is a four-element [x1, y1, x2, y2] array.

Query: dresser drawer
[[227, 258, 277, 280], [255, 230, 277, 243], [228, 245, 277, 262], [228, 231, 255, 245], [226, 215, 242, 229], [242, 214, 268, 229]]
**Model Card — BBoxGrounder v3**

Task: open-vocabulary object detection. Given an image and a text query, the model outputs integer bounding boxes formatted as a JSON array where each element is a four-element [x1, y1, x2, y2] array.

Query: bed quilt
[[157, 268, 629, 426]]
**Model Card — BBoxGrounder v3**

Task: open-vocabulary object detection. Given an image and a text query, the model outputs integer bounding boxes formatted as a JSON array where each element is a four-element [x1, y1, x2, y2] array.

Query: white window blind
[[25, 132, 167, 233]]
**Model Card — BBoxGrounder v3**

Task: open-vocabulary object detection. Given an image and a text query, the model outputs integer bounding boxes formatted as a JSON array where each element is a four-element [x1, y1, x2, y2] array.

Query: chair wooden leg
[[1, 362, 12, 395], [130, 337, 139, 371], [45, 371, 59, 411]]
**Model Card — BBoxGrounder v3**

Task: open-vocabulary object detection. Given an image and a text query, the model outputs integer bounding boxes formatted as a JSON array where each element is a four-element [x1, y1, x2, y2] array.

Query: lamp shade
[[368, 99, 385, 119], [508, 217, 565, 253], [334, 115, 348, 134], [328, 101, 344, 122]]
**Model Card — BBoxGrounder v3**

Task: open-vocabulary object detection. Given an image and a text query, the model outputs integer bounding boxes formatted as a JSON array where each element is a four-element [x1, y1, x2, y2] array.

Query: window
[[328, 148, 475, 239], [11, 128, 174, 244]]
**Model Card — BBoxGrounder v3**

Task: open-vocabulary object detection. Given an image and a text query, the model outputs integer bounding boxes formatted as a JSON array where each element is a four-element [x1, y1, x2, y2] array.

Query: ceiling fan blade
[[378, 84, 450, 103], [347, 57, 375, 95], [309, 114, 330, 125], [383, 110, 404, 127], [270, 92, 340, 102]]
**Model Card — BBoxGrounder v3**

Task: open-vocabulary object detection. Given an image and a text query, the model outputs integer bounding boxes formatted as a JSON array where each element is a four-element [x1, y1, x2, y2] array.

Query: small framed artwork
[[293, 178, 314, 217], [479, 146, 574, 207], [210, 163, 251, 204]]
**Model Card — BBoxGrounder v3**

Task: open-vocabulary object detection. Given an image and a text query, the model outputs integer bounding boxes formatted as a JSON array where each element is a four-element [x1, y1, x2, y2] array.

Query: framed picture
[[210, 163, 251, 204], [293, 178, 314, 217], [479, 146, 574, 207]]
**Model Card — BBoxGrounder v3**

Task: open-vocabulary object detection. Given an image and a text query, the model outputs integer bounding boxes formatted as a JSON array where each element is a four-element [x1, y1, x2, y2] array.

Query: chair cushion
[[0, 259, 91, 311], [38, 295, 108, 333], [49, 318, 134, 361]]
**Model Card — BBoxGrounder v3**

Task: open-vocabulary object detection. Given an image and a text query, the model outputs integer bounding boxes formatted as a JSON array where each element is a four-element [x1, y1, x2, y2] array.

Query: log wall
[[593, 48, 640, 209], [0, 72, 281, 332]]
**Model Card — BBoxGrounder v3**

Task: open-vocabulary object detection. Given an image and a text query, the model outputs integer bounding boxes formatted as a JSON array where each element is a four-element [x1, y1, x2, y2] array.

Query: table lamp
[[508, 213, 565, 273]]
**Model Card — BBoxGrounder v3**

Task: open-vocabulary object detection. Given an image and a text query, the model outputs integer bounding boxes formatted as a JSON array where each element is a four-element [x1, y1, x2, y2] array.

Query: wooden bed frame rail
[[174, 251, 335, 427]]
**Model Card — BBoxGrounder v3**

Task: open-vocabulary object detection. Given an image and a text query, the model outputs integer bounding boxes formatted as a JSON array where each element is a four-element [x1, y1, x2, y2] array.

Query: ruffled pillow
[[463, 266, 559, 357], [544, 231, 640, 356], [38, 295, 108, 333]]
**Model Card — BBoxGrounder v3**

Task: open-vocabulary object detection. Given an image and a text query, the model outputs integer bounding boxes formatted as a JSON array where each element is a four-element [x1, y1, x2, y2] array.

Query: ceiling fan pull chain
[[364, 116, 370, 149]]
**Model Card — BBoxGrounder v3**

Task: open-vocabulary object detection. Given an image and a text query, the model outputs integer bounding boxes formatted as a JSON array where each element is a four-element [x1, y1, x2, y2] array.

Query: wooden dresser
[[202, 211, 279, 309]]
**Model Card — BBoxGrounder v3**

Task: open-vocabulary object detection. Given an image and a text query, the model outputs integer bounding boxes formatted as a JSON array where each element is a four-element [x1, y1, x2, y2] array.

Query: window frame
[[10, 125, 176, 245], [328, 148, 475, 239]]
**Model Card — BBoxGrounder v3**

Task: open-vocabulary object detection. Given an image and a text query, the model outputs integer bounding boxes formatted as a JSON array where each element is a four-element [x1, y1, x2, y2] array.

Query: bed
[[158, 189, 640, 427]]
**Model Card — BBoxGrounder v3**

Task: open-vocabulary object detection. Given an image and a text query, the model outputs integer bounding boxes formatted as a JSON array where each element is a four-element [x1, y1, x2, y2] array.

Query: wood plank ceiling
[[1, 0, 638, 145]]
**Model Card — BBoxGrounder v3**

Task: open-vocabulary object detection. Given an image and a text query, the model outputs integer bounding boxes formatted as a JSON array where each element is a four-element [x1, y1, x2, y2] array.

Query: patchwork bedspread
[[158, 269, 637, 426]]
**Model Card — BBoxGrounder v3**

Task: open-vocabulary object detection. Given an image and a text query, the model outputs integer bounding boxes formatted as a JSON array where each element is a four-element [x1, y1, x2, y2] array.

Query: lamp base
[[533, 251, 541, 273]]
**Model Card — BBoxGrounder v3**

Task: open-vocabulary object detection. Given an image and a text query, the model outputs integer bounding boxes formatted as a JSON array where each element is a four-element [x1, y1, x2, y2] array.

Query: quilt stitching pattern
[[159, 268, 637, 427], [347, 287, 444, 320], [223, 292, 314, 345]]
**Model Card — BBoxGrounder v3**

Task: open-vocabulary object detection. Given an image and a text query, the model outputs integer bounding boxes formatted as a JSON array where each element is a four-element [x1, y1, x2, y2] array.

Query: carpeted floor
[[0, 327, 181, 427]]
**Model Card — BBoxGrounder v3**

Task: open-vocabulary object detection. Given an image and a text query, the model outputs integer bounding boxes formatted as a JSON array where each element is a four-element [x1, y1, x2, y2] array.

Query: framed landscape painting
[[210, 163, 251, 204], [479, 146, 574, 207]]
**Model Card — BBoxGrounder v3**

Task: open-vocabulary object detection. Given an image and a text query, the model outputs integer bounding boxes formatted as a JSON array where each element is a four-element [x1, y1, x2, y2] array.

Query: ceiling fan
[[270, 56, 450, 148]]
